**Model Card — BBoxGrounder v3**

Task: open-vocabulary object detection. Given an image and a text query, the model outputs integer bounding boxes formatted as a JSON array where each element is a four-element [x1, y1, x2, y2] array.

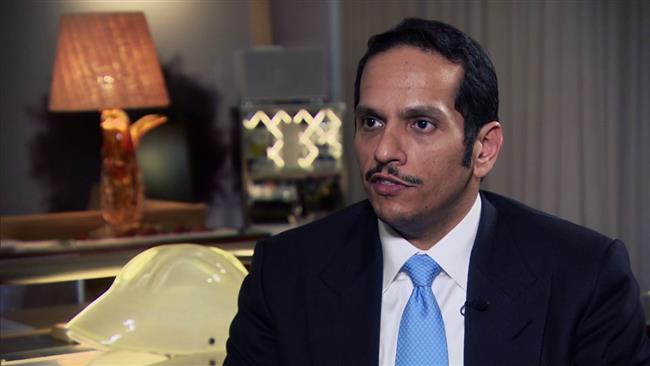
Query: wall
[[269, 0, 341, 100]]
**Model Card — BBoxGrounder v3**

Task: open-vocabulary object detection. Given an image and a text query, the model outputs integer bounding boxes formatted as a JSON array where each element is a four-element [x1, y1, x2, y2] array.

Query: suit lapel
[[464, 193, 550, 366], [306, 202, 383, 366]]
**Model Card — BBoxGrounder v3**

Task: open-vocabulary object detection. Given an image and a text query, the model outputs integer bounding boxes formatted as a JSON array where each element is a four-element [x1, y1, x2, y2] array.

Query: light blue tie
[[395, 254, 448, 366]]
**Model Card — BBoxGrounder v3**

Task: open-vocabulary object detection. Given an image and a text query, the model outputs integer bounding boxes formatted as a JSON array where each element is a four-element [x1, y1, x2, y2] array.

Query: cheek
[[410, 150, 439, 173], [411, 151, 459, 185], [354, 139, 372, 164]]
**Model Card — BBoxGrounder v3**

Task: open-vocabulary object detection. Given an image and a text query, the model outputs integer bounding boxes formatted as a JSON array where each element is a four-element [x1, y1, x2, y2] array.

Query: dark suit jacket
[[225, 191, 650, 365]]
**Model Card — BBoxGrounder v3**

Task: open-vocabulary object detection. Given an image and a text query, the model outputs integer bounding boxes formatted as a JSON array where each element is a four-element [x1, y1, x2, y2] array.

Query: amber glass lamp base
[[99, 109, 166, 236]]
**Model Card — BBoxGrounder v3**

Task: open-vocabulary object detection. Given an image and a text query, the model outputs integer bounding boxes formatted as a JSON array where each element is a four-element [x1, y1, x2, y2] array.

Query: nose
[[373, 126, 406, 165]]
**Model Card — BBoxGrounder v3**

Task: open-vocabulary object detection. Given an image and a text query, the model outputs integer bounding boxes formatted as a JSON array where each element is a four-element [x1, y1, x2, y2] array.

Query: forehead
[[359, 46, 464, 104]]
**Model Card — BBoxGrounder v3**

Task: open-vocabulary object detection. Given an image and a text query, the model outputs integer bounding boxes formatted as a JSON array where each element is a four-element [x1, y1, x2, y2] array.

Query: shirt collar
[[380, 193, 482, 293]]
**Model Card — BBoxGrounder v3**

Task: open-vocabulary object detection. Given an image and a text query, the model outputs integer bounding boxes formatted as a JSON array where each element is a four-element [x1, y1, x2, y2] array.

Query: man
[[225, 18, 649, 365]]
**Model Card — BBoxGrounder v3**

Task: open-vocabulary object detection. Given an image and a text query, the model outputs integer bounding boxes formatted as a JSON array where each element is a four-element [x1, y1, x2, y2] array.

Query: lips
[[369, 173, 416, 196]]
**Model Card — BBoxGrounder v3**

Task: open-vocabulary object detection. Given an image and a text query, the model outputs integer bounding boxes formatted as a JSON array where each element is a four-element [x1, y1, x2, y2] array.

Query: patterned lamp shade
[[49, 12, 169, 112]]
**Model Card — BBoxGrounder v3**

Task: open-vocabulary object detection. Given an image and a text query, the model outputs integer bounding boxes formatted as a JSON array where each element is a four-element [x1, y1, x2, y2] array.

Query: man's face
[[354, 46, 479, 245]]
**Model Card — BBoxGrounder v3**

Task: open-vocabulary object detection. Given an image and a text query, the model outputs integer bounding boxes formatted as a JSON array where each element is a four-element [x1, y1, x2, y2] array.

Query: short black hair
[[354, 18, 499, 167]]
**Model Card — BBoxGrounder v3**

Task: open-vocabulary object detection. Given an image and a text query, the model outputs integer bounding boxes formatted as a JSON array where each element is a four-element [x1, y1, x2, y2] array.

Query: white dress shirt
[[378, 194, 481, 366]]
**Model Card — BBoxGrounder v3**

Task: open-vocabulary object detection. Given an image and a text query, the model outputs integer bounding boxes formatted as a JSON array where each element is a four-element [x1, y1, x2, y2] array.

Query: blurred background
[[0, 0, 648, 309]]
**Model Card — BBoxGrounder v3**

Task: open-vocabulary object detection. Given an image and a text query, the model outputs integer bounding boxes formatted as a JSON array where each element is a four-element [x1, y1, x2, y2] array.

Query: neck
[[396, 189, 479, 251]]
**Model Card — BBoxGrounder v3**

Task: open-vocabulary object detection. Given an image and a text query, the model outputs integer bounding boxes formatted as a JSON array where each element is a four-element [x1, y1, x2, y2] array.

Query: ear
[[472, 121, 503, 178]]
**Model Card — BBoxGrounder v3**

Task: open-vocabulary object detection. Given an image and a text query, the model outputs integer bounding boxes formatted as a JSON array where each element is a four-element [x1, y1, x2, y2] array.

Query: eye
[[360, 116, 383, 130], [412, 119, 436, 132]]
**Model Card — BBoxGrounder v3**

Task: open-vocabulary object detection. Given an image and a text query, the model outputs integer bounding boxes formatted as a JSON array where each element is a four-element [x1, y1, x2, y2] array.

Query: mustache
[[364, 163, 423, 185]]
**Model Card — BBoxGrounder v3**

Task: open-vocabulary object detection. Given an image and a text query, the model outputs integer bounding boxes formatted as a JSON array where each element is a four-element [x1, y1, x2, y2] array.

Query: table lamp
[[49, 12, 170, 235]]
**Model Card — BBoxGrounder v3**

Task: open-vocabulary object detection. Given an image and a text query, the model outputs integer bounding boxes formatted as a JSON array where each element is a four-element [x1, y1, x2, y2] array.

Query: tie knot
[[401, 254, 441, 287]]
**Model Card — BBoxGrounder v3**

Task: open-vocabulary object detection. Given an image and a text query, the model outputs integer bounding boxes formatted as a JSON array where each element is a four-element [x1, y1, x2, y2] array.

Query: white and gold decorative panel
[[239, 103, 345, 225], [240, 103, 344, 178]]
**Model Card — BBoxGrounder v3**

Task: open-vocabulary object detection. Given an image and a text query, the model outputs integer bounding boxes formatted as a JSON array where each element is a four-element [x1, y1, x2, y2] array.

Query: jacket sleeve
[[573, 239, 650, 365], [224, 238, 280, 366]]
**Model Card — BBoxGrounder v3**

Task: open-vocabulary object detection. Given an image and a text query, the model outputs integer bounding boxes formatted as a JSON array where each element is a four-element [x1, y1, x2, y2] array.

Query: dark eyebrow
[[354, 105, 385, 120], [398, 105, 446, 120], [355, 104, 447, 121]]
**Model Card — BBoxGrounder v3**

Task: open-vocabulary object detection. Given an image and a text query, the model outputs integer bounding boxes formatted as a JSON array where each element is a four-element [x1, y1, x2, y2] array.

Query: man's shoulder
[[481, 190, 616, 266], [483, 190, 613, 243]]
